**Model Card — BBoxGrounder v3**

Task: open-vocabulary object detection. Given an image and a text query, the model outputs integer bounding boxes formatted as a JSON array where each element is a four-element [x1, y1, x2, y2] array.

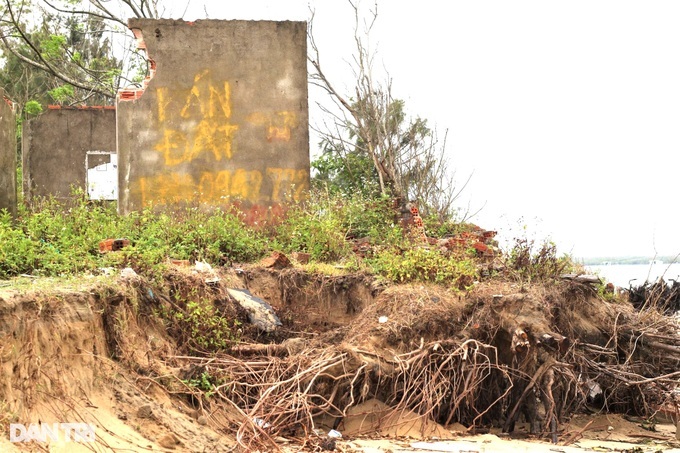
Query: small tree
[[308, 1, 469, 220], [0, 0, 156, 105]]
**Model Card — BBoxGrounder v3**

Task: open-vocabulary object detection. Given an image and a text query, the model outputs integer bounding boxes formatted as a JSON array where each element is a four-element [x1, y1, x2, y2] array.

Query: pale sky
[[166, 0, 679, 258]]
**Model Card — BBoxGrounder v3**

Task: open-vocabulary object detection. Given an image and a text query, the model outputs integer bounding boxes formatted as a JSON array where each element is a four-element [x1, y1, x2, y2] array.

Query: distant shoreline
[[580, 256, 679, 266]]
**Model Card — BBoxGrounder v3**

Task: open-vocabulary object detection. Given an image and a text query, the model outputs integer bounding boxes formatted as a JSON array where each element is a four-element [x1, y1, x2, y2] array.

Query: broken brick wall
[[116, 19, 310, 222], [0, 89, 16, 217], [22, 107, 116, 202]]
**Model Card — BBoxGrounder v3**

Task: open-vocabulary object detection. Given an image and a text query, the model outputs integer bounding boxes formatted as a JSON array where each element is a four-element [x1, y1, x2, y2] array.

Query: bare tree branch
[[309, 0, 470, 220], [43, 0, 127, 27], [2, 0, 115, 99], [0, 0, 159, 106]]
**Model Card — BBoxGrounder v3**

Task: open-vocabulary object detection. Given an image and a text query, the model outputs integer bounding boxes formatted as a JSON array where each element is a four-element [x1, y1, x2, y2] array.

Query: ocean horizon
[[585, 262, 680, 288]]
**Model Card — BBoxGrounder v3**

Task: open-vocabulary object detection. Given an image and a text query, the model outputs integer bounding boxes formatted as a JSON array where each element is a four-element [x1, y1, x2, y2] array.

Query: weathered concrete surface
[[117, 19, 309, 221], [227, 288, 282, 333], [0, 90, 16, 217], [22, 107, 116, 201]]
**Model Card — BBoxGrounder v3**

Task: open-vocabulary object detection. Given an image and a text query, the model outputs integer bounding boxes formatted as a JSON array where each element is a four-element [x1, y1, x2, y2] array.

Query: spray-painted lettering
[[266, 168, 308, 202], [154, 70, 239, 166], [246, 111, 298, 142], [134, 167, 307, 206]]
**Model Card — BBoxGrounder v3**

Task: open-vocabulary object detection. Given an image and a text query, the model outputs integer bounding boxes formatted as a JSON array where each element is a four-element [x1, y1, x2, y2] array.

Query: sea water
[[586, 262, 680, 289]]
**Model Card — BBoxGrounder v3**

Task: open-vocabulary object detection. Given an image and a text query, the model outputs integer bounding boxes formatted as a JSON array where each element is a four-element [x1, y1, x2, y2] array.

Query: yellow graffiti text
[[266, 168, 309, 202], [247, 111, 298, 142], [133, 167, 308, 206], [180, 70, 232, 119], [154, 70, 239, 166]]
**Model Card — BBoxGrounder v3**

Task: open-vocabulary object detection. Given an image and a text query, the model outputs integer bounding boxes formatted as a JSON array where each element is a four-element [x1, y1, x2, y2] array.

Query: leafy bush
[[421, 214, 478, 239], [272, 191, 351, 261], [183, 371, 224, 396], [272, 190, 405, 262], [339, 193, 400, 243], [369, 245, 477, 289], [506, 237, 574, 282], [1, 187, 483, 288], [171, 297, 240, 352], [0, 193, 267, 279], [163, 207, 267, 263], [0, 210, 37, 278]]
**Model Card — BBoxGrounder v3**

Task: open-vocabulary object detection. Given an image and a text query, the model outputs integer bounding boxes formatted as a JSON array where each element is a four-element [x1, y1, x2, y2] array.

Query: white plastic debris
[[228, 288, 282, 333], [586, 380, 603, 400], [120, 267, 138, 279], [194, 261, 214, 273], [327, 429, 342, 438], [253, 417, 271, 429], [378, 316, 388, 323], [98, 267, 115, 276], [193, 261, 220, 284]]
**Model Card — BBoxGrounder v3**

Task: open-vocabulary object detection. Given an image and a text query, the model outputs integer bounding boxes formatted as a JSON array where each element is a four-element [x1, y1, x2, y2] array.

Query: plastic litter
[[253, 417, 271, 429], [120, 267, 138, 279], [194, 261, 213, 273], [228, 288, 282, 332]]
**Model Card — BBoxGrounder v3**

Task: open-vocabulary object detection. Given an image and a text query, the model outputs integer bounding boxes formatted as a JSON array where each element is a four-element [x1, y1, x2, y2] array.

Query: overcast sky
[[172, 0, 679, 259]]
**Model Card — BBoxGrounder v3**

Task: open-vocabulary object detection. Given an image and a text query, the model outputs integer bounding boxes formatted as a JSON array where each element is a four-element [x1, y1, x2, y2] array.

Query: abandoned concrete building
[[0, 89, 16, 218], [2, 19, 310, 223]]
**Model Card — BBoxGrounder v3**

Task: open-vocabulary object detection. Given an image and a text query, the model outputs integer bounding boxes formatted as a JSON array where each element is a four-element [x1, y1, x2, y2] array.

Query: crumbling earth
[[0, 261, 679, 452]]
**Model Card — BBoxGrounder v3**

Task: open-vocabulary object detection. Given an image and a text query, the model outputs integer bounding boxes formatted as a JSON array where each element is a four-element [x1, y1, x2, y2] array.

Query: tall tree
[[0, 0, 156, 108], [309, 1, 469, 220]]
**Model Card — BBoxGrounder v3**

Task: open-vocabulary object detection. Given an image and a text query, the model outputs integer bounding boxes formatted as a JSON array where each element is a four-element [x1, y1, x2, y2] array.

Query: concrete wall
[[0, 90, 16, 217], [22, 107, 116, 201], [117, 19, 309, 221]]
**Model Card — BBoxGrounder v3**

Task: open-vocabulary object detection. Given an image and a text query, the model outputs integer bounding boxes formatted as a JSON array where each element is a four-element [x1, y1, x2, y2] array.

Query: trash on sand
[[378, 316, 388, 323], [120, 267, 138, 279], [253, 417, 271, 429], [227, 288, 282, 333], [327, 429, 342, 438], [194, 261, 213, 273], [193, 261, 220, 284]]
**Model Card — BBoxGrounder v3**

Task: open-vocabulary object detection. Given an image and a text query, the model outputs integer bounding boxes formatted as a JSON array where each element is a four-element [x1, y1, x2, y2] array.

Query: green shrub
[[162, 207, 267, 263], [0, 210, 37, 278], [0, 193, 268, 279], [272, 192, 350, 261], [338, 193, 399, 242], [183, 371, 224, 396], [171, 297, 240, 352], [2, 186, 483, 288], [369, 245, 477, 289], [422, 214, 478, 239], [506, 237, 574, 282], [273, 190, 407, 262]]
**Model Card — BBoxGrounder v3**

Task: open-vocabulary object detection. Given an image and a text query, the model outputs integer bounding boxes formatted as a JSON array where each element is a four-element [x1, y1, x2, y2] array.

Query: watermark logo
[[10, 423, 96, 443]]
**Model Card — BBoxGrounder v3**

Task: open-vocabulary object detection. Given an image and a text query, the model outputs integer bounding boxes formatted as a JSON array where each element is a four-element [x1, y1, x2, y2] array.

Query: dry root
[[111, 274, 680, 451]]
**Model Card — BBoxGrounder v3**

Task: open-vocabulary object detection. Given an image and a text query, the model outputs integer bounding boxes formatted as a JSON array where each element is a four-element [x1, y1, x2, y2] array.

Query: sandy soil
[[2, 271, 679, 453], [343, 434, 680, 453]]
